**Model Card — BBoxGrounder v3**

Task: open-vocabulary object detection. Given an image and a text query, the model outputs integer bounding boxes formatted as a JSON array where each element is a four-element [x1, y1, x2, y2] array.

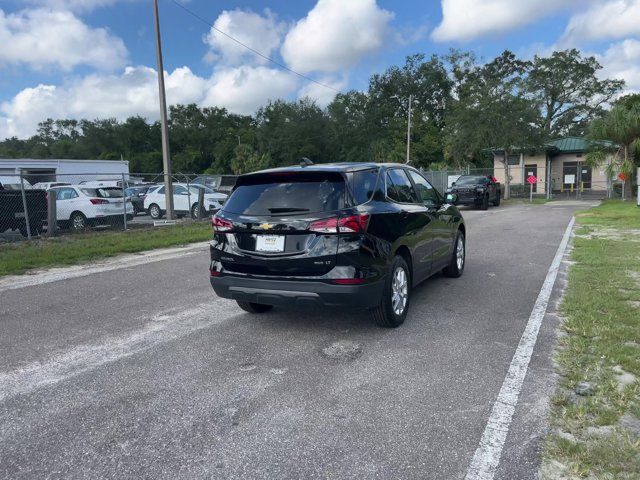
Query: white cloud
[[0, 66, 206, 138], [560, 0, 640, 45], [0, 8, 127, 70], [597, 39, 640, 93], [432, 0, 576, 42], [0, 65, 301, 138], [204, 9, 286, 66], [281, 0, 394, 73], [203, 66, 298, 115], [298, 77, 347, 107]]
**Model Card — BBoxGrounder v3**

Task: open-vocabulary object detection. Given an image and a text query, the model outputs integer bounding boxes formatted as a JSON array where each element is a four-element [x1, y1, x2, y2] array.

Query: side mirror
[[451, 182, 456, 187], [446, 193, 458, 204]]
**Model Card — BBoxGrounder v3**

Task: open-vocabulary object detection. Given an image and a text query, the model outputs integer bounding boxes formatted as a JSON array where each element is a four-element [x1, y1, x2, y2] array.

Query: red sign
[[527, 175, 537, 184], [618, 172, 629, 181]]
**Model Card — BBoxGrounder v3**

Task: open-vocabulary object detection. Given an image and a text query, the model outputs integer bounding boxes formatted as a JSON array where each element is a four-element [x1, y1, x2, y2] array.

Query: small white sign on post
[[564, 174, 575, 184]]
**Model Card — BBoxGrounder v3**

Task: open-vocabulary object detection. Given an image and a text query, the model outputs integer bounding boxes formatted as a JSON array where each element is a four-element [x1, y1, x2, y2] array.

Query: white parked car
[[49, 185, 134, 230], [0, 176, 33, 190], [143, 183, 227, 219], [33, 182, 71, 190]]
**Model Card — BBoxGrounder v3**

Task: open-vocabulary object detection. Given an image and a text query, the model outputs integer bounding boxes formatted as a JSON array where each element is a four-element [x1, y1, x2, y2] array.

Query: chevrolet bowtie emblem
[[258, 223, 272, 230]]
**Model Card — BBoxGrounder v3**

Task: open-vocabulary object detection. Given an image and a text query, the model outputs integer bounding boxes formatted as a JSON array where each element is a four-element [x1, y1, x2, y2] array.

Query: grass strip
[[543, 200, 640, 479], [0, 222, 211, 276]]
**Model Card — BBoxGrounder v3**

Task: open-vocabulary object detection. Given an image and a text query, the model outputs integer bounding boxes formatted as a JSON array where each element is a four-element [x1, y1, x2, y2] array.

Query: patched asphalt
[[0, 201, 596, 479]]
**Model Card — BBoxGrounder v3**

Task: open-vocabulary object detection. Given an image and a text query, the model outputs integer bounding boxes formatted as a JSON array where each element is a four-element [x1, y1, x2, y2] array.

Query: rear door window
[[224, 173, 345, 215], [348, 169, 379, 205], [386, 169, 419, 204]]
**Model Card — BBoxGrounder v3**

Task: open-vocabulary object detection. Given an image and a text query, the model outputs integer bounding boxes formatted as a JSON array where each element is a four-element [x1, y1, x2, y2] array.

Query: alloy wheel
[[391, 266, 408, 316], [456, 236, 465, 270]]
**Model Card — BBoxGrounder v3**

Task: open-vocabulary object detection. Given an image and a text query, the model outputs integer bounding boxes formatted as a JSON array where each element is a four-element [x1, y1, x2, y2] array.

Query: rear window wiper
[[267, 207, 310, 213]]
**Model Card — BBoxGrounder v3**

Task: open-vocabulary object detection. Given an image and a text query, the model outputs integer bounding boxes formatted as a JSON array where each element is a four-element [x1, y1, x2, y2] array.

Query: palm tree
[[586, 99, 640, 200]]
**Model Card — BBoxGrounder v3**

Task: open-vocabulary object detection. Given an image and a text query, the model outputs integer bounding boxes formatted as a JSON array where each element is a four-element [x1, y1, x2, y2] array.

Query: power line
[[169, 0, 342, 94]]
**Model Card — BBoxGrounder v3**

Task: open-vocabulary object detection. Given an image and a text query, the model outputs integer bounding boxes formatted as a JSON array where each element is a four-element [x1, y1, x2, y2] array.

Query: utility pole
[[405, 94, 412, 164], [153, 0, 174, 219], [392, 95, 416, 164]]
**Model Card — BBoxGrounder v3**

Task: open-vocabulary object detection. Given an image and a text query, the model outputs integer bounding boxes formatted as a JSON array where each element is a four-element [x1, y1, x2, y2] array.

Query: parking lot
[[0, 202, 596, 479]]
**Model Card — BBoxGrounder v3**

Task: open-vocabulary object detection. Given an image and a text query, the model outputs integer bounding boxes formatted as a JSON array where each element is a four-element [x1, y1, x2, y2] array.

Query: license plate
[[255, 235, 285, 253]]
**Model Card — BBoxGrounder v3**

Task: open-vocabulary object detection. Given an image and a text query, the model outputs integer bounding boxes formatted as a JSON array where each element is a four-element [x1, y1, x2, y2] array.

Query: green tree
[[444, 51, 542, 197], [586, 98, 640, 199], [230, 144, 272, 174], [526, 49, 624, 137]]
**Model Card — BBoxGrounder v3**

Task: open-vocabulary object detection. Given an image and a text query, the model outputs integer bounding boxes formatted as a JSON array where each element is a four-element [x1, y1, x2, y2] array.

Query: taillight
[[212, 215, 233, 232], [89, 198, 109, 205], [309, 217, 338, 233], [309, 214, 370, 234], [338, 214, 370, 233]]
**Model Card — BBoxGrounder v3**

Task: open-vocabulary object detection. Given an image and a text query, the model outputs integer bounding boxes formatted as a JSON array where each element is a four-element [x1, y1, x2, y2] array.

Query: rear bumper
[[210, 275, 384, 309]]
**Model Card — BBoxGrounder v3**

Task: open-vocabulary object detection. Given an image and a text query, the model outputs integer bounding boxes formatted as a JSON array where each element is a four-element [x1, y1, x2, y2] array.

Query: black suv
[[446, 175, 501, 209], [209, 163, 466, 327]]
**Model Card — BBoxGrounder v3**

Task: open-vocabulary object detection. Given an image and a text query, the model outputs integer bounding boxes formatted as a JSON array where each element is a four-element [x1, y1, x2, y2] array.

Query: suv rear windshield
[[80, 187, 124, 198], [223, 172, 345, 216]]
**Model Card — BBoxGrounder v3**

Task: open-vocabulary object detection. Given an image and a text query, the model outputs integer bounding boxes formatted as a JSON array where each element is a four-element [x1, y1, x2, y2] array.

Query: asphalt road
[[0, 201, 594, 479]]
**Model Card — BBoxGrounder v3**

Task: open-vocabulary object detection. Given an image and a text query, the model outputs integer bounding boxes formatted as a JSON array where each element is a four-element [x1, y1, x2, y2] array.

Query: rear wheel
[[237, 301, 273, 314], [492, 194, 501, 207], [443, 230, 465, 278], [191, 204, 200, 219], [149, 204, 162, 219], [370, 255, 411, 328], [70, 212, 87, 231]]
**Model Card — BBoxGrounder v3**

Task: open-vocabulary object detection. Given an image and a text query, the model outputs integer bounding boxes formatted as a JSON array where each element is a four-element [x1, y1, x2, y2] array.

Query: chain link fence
[[0, 172, 236, 242], [0, 164, 628, 242]]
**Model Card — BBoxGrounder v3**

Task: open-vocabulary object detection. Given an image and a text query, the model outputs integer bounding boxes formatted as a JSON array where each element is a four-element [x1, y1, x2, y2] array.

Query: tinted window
[[224, 175, 345, 215], [386, 169, 418, 203], [507, 155, 520, 165], [349, 169, 379, 205], [408, 170, 440, 206], [456, 176, 488, 186]]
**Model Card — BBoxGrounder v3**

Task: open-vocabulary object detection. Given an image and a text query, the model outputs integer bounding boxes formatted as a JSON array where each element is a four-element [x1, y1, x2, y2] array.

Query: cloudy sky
[[0, 0, 639, 139]]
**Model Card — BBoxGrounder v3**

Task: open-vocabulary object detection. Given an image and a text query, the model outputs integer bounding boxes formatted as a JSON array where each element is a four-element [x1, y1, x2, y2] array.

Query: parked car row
[[1, 178, 228, 236]]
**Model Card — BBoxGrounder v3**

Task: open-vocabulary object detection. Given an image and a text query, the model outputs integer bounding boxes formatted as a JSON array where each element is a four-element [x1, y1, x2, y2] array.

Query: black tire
[[443, 230, 465, 278], [70, 212, 87, 231], [480, 194, 489, 210], [492, 194, 501, 207], [149, 204, 163, 220], [370, 255, 411, 328], [191, 204, 200, 219], [237, 301, 273, 314]]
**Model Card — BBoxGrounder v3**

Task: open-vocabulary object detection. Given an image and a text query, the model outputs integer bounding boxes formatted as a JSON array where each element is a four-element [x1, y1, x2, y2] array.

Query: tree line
[[0, 48, 629, 175]]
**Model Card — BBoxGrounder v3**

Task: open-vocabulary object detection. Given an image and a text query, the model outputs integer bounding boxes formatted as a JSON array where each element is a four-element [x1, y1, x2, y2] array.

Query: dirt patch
[[322, 340, 363, 361]]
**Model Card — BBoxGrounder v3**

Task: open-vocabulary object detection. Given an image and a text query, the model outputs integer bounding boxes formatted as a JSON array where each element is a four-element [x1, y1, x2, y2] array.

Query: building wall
[[549, 153, 612, 192], [0, 159, 129, 184], [493, 153, 548, 193]]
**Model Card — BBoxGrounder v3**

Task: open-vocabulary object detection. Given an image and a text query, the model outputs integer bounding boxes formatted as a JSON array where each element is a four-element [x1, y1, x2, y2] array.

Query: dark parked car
[[446, 175, 501, 210], [0, 181, 47, 237], [209, 163, 466, 327], [124, 185, 152, 215]]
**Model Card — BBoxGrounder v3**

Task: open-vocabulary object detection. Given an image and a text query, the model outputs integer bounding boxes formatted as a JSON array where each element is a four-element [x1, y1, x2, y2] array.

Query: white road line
[[0, 300, 236, 403], [464, 216, 575, 480], [0, 242, 209, 293]]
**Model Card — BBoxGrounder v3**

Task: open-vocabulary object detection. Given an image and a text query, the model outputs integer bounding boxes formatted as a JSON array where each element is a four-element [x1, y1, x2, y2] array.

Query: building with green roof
[[491, 136, 617, 198]]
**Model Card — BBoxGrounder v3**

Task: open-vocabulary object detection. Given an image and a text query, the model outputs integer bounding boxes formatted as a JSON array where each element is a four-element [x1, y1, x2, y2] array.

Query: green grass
[[544, 200, 640, 478], [0, 222, 212, 276]]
